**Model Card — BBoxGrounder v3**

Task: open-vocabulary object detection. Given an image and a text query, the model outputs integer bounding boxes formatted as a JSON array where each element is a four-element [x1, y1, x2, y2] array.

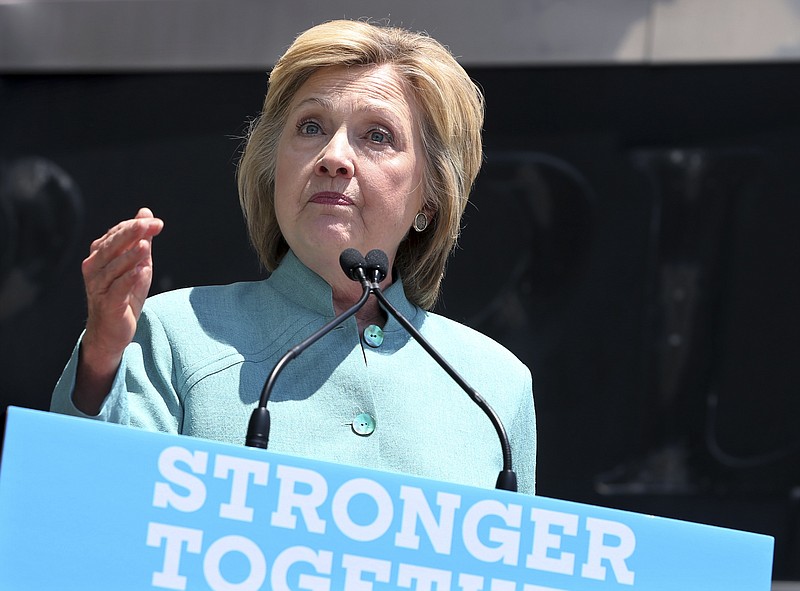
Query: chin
[[300, 230, 359, 255]]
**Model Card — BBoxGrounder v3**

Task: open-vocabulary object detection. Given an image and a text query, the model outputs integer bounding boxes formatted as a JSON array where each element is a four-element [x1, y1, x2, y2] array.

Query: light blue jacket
[[51, 251, 536, 493]]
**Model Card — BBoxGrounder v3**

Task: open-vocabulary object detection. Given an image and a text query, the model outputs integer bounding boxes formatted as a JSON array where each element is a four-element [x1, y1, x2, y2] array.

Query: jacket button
[[363, 324, 384, 348], [352, 413, 376, 436]]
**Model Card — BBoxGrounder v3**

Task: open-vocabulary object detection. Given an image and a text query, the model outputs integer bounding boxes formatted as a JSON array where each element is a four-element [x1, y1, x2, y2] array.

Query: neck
[[299, 249, 393, 332], [331, 274, 390, 332]]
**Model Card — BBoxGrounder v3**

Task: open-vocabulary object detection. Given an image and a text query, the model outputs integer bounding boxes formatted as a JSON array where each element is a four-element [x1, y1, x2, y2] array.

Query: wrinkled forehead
[[290, 64, 421, 123]]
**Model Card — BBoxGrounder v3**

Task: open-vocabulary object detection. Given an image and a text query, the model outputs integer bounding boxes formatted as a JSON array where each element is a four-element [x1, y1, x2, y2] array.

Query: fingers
[[86, 236, 149, 286], [85, 211, 163, 274], [90, 211, 163, 253], [99, 251, 153, 315], [82, 210, 164, 312], [79, 209, 164, 364], [135, 207, 155, 220]]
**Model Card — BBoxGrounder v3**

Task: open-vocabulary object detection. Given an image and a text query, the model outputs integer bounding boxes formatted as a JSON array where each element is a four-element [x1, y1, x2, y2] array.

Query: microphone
[[349, 249, 517, 492], [364, 249, 518, 492], [245, 249, 372, 449], [246, 248, 518, 492], [364, 248, 390, 283]]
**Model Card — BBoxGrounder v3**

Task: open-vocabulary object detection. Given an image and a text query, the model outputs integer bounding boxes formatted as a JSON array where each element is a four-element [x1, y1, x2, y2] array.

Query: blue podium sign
[[0, 407, 773, 590]]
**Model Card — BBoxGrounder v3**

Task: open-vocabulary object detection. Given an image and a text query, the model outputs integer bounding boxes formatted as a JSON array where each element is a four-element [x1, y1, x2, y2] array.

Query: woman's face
[[274, 64, 425, 276]]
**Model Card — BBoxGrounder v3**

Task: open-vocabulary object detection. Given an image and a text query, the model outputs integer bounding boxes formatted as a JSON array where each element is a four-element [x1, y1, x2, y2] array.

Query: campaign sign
[[0, 406, 773, 590]]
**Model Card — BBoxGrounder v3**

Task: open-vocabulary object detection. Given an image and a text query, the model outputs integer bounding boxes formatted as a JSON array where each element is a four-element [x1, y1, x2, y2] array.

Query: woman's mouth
[[309, 192, 354, 206]]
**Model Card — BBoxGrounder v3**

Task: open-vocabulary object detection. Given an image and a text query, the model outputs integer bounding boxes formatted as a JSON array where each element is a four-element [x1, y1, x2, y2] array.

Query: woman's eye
[[368, 128, 393, 144], [298, 121, 322, 135]]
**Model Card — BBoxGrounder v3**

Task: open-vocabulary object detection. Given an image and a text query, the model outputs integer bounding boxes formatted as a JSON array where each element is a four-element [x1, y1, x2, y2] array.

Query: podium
[[0, 406, 774, 590]]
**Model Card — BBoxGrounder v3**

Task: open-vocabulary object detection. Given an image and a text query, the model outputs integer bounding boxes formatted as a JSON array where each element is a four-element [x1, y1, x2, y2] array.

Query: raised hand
[[74, 208, 164, 414]]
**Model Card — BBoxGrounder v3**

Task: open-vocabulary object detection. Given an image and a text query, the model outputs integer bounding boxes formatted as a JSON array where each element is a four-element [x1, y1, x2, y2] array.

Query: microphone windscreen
[[339, 248, 367, 281], [365, 249, 390, 282]]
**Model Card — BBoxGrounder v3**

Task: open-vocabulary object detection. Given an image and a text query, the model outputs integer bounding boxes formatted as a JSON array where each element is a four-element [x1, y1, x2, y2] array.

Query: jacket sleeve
[[49, 306, 182, 434], [510, 368, 537, 495]]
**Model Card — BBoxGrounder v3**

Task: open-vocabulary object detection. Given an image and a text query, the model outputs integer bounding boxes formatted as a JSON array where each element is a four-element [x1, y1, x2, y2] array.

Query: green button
[[363, 324, 384, 348], [352, 413, 376, 436]]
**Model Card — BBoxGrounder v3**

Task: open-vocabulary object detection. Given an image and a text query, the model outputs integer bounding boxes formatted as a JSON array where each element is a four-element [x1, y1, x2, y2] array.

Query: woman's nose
[[315, 129, 355, 178]]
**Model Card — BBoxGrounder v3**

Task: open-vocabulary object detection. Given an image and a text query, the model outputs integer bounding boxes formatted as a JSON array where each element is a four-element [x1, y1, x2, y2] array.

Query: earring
[[413, 212, 428, 232]]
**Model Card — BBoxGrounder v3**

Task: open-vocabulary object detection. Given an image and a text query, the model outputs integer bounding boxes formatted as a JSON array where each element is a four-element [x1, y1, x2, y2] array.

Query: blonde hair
[[237, 19, 484, 310]]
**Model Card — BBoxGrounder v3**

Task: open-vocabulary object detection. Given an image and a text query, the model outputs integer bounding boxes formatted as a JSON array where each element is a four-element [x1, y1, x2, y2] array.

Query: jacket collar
[[268, 250, 420, 333]]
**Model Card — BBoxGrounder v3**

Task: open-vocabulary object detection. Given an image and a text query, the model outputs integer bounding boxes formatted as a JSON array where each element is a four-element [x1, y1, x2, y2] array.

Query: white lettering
[[581, 517, 636, 585], [459, 576, 528, 591], [397, 563, 452, 591], [332, 478, 393, 542], [271, 465, 328, 534], [271, 546, 332, 591], [458, 573, 484, 591], [213, 455, 269, 522], [341, 554, 392, 590], [146, 522, 203, 590], [462, 500, 522, 566], [153, 446, 208, 512], [203, 535, 266, 591], [525, 508, 578, 575], [395, 486, 461, 555]]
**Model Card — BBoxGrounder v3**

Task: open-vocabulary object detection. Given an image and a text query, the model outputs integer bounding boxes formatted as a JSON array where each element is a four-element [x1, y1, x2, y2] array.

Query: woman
[[51, 20, 537, 493]]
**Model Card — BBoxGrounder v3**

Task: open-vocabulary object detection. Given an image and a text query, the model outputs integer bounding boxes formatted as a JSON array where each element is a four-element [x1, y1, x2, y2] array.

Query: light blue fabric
[[51, 250, 536, 493]]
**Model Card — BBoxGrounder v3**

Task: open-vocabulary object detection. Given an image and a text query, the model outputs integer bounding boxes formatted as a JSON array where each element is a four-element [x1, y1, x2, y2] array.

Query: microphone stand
[[245, 281, 371, 449], [358, 255, 518, 492], [246, 248, 518, 493]]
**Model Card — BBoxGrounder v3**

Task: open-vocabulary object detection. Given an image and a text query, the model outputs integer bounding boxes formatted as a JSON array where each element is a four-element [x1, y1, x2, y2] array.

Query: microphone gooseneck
[[246, 247, 518, 492], [364, 248, 518, 492], [245, 250, 371, 449]]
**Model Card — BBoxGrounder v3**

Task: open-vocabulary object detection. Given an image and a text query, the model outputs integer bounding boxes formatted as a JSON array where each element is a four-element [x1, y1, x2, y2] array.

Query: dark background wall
[[1, 64, 798, 577]]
